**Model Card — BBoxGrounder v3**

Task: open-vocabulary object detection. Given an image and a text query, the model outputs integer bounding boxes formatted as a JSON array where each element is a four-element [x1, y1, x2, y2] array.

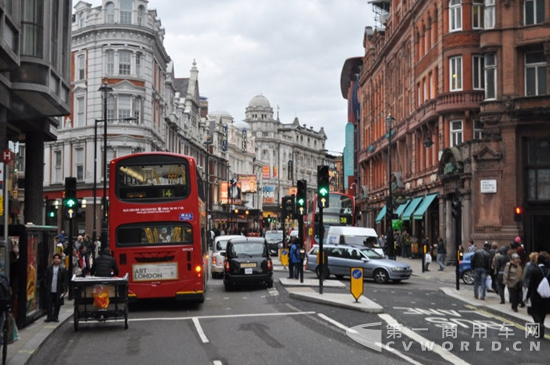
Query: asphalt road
[[27, 266, 549, 365]]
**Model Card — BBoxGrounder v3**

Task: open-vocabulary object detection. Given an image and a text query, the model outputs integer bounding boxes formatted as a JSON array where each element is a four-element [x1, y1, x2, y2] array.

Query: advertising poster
[[262, 166, 270, 179], [238, 174, 257, 193], [262, 185, 275, 204]]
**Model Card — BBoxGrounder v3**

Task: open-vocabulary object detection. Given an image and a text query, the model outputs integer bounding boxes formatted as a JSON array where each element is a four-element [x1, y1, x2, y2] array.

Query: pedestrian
[[526, 252, 550, 338], [91, 247, 120, 277], [44, 253, 68, 322], [289, 238, 301, 280], [488, 242, 499, 293], [471, 241, 491, 300], [494, 245, 510, 304], [503, 253, 523, 312], [79, 245, 91, 277], [522, 252, 540, 315], [401, 230, 411, 258], [436, 237, 446, 271], [467, 240, 476, 253]]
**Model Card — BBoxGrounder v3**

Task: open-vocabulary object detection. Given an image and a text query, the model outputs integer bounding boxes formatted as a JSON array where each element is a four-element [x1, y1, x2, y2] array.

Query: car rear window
[[229, 242, 266, 257]]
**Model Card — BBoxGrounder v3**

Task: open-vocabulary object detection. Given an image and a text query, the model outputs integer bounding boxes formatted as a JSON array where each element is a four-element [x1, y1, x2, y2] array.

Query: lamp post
[[386, 114, 396, 260], [98, 83, 113, 250]]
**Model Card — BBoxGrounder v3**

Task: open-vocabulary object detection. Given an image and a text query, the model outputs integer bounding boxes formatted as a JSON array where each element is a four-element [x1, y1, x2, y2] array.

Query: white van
[[325, 226, 384, 257]]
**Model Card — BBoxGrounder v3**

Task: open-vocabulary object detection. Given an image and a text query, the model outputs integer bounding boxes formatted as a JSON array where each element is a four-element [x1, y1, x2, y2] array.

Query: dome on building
[[234, 120, 251, 130], [248, 95, 271, 108], [210, 109, 232, 118]]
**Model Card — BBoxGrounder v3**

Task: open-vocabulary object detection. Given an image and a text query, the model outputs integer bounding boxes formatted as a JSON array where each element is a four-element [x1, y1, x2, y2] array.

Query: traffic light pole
[[318, 206, 324, 294]]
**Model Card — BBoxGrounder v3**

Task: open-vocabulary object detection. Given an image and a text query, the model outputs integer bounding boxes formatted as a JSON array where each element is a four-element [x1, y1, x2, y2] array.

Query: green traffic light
[[48, 211, 55, 218], [297, 198, 305, 206], [65, 199, 77, 208], [319, 187, 329, 197]]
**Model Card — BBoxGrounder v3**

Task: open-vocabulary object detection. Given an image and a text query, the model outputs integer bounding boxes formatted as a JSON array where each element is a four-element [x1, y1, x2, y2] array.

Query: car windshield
[[265, 231, 282, 242], [229, 242, 266, 257], [358, 247, 384, 259]]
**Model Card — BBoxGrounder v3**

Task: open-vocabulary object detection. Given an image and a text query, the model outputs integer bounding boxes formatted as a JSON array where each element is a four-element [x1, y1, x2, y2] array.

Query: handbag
[[536, 268, 550, 298]]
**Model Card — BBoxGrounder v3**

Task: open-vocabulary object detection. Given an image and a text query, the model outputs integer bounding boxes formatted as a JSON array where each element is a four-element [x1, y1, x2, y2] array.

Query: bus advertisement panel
[[304, 192, 354, 250], [109, 152, 207, 302]]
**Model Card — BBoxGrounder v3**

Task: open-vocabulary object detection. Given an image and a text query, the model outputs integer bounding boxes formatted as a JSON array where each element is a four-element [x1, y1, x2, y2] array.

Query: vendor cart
[[71, 274, 129, 331]]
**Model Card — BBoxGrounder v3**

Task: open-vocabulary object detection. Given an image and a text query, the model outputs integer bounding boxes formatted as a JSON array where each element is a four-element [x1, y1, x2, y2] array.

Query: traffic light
[[64, 177, 78, 209], [451, 197, 461, 219], [296, 180, 307, 215], [282, 195, 295, 218], [514, 206, 523, 222], [267, 215, 271, 223], [47, 205, 56, 218], [317, 165, 330, 208]]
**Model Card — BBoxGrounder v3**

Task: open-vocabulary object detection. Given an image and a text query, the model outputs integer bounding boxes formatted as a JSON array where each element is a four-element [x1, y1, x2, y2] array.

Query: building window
[[138, 5, 146, 26], [485, 0, 495, 29], [75, 148, 84, 181], [136, 53, 141, 77], [106, 50, 114, 75], [76, 97, 85, 127], [473, 120, 484, 140], [527, 138, 550, 201], [54, 150, 62, 183], [105, 2, 115, 24], [525, 51, 547, 96], [77, 54, 85, 80], [472, 55, 484, 90], [107, 95, 116, 120], [450, 56, 463, 91], [449, 0, 462, 32], [120, 0, 133, 24], [472, 0, 484, 29], [450, 120, 463, 146], [119, 51, 131, 75], [79, 12, 86, 28], [484, 53, 497, 99], [524, 0, 545, 25], [118, 95, 132, 120], [21, 0, 44, 57]]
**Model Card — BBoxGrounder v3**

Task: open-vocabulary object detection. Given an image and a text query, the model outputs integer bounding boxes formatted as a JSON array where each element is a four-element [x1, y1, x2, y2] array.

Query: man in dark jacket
[[527, 253, 550, 338], [45, 253, 68, 322], [471, 242, 491, 300], [91, 248, 120, 277], [494, 245, 510, 304]]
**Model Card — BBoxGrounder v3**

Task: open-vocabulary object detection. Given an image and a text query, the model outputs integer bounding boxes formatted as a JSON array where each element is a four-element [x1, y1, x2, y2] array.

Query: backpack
[[0, 274, 10, 307], [536, 268, 550, 299]]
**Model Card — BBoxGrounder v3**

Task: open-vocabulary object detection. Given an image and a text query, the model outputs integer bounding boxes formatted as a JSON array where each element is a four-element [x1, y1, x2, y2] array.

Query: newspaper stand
[[71, 274, 129, 331]]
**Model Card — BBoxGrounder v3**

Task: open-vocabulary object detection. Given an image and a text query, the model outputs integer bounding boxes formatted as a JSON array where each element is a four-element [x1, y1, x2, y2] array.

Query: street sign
[[2, 149, 13, 164], [350, 267, 364, 302]]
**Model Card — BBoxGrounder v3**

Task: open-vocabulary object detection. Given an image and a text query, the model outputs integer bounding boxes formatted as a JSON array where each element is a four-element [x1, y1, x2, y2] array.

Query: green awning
[[394, 201, 410, 217], [413, 193, 438, 220], [375, 205, 387, 223], [401, 196, 424, 220]]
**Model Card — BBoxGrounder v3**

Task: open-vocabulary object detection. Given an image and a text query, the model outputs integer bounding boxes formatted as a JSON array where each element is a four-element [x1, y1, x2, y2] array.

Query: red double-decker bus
[[304, 192, 355, 250], [108, 152, 207, 302]]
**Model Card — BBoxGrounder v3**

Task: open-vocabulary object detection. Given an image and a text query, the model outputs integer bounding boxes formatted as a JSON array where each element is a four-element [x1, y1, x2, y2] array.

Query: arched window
[[449, 0, 462, 32], [120, 0, 133, 24], [105, 2, 115, 24], [138, 5, 146, 26]]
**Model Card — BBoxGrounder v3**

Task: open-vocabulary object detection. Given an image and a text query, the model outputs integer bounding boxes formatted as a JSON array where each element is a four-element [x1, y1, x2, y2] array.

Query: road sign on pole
[[350, 268, 364, 302]]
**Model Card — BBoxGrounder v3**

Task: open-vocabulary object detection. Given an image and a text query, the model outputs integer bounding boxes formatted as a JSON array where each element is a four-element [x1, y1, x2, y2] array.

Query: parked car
[[459, 252, 475, 285], [265, 230, 283, 255], [210, 235, 242, 279], [223, 237, 273, 290], [306, 243, 412, 283]]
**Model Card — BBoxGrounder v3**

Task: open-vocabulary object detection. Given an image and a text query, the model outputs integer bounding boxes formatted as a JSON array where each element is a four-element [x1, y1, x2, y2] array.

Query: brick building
[[341, 0, 550, 257]]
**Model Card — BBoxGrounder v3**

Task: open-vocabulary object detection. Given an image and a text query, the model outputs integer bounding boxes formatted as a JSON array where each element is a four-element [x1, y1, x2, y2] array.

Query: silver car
[[210, 235, 242, 279], [306, 243, 412, 283]]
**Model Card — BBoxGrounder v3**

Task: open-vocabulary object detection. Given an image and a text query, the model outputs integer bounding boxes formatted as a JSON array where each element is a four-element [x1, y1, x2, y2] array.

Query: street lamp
[[98, 83, 113, 250], [386, 114, 396, 260]]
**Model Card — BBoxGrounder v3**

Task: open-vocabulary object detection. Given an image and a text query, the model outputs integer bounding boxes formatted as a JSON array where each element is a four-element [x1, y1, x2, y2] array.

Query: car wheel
[[462, 269, 475, 285], [315, 265, 330, 280], [373, 269, 389, 284]]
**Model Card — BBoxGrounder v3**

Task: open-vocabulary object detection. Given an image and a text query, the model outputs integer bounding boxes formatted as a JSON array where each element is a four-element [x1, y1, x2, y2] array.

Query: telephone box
[[1, 224, 57, 328]]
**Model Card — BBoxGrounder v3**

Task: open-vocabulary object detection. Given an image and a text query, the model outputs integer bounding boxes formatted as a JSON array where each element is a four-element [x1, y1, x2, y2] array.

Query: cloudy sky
[[89, 1, 375, 152]]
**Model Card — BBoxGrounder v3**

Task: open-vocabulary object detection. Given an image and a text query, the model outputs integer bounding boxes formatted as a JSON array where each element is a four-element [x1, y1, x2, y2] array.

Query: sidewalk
[[6, 257, 549, 364]]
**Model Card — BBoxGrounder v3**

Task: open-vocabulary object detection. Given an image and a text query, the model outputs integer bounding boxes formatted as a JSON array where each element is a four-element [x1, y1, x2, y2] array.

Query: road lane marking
[[378, 313, 471, 365], [316, 313, 425, 365], [192, 317, 209, 343], [127, 311, 316, 322]]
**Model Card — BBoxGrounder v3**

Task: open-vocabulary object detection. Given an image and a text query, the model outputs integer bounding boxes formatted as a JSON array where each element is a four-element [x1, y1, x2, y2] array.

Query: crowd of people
[[470, 236, 550, 339]]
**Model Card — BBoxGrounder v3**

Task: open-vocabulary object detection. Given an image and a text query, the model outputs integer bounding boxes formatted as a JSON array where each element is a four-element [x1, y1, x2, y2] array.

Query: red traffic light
[[514, 206, 523, 222]]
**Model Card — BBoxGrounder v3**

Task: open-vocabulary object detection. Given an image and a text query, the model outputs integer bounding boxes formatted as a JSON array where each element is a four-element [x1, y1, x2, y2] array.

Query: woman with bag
[[527, 252, 550, 338], [503, 253, 523, 312]]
